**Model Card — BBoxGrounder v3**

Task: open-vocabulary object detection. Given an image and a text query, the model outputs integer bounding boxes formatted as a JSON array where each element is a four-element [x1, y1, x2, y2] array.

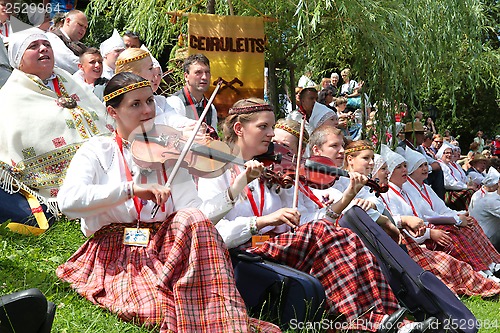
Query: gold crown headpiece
[[115, 52, 149, 66], [228, 104, 273, 115], [103, 81, 151, 102], [344, 145, 374, 155], [275, 123, 309, 144]]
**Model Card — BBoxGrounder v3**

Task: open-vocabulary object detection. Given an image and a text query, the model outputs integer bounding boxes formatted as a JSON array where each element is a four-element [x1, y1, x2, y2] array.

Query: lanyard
[[407, 177, 433, 210], [52, 77, 62, 96], [233, 165, 265, 217], [388, 184, 418, 217], [298, 183, 325, 208], [115, 132, 144, 220], [2, 22, 8, 37], [184, 86, 206, 121]]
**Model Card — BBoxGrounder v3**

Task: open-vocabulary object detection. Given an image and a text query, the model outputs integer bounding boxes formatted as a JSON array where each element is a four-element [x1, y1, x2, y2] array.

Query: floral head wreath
[[344, 145, 374, 155], [275, 123, 309, 144], [103, 80, 151, 102], [115, 52, 149, 66], [228, 103, 273, 115]]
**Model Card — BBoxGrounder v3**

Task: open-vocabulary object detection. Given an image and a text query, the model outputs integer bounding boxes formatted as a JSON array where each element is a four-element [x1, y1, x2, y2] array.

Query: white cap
[[309, 102, 332, 130], [8, 27, 48, 69], [140, 44, 161, 69], [380, 144, 406, 179], [100, 29, 125, 57], [435, 141, 455, 159], [482, 167, 500, 187], [316, 110, 338, 127], [373, 153, 385, 176], [405, 146, 427, 175]]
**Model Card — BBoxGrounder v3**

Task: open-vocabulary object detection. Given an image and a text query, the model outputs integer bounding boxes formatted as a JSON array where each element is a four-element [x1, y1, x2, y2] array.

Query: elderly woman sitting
[[0, 28, 112, 234]]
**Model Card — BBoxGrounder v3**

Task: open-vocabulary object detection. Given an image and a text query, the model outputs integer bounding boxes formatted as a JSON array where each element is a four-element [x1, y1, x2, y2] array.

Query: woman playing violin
[[196, 98, 440, 333], [56, 73, 279, 333]]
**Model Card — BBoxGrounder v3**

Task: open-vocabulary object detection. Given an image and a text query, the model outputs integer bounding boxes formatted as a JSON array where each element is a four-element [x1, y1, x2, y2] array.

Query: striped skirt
[[56, 208, 280, 333], [403, 234, 500, 297], [250, 219, 399, 332], [444, 189, 475, 211]]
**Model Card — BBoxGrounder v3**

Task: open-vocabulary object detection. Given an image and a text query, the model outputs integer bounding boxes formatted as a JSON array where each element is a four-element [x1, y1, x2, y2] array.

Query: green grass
[[0, 219, 499, 332]]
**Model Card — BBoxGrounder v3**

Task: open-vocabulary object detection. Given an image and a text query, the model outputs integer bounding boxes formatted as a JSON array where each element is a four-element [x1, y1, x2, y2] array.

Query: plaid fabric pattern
[[57, 208, 280, 333], [402, 234, 500, 297], [444, 189, 474, 211], [250, 219, 399, 332]]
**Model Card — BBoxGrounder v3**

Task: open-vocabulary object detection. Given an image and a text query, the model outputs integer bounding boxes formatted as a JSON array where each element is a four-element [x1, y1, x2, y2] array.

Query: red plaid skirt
[[444, 189, 474, 211], [430, 219, 500, 271], [56, 208, 280, 333], [250, 219, 399, 332], [402, 234, 500, 297]]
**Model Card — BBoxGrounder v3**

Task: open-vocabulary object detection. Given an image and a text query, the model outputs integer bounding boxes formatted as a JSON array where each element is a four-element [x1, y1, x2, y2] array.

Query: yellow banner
[[188, 13, 265, 118]]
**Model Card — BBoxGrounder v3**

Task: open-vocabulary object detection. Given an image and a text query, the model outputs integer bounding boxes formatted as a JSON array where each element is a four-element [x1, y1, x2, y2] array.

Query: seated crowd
[[1, 10, 500, 333]]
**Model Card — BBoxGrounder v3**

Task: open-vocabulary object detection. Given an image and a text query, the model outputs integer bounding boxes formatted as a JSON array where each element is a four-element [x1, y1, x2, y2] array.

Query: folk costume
[[469, 168, 500, 252], [56, 124, 279, 331], [379, 147, 500, 296], [0, 29, 112, 234], [99, 29, 125, 80], [169, 86, 219, 130], [46, 29, 86, 74], [436, 143, 475, 210], [402, 147, 500, 273]]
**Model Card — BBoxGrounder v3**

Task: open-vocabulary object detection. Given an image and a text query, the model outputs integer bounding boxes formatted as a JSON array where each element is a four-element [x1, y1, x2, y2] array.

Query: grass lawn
[[0, 218, 499, 332]]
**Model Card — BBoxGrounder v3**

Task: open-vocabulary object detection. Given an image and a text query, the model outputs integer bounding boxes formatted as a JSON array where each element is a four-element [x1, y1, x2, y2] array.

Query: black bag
[[0, 288, 56, 333], [339, 206, 479, 333], [230, 249, 326, 329]]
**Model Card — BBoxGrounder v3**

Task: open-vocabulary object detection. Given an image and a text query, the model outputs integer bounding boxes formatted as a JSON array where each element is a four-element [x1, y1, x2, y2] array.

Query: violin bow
[[292, 113, 307, 210], [151, 79, 223, 217]]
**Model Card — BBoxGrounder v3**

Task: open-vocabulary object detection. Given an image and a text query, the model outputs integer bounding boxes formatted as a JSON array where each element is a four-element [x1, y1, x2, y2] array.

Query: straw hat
[[403, 121, 425, 133], [469, 153, 488, 166]]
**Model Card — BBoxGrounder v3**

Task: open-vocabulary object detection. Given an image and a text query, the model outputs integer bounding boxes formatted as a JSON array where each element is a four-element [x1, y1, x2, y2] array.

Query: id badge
[[123, 228, 150, 247], [251, 235, 270, 248]]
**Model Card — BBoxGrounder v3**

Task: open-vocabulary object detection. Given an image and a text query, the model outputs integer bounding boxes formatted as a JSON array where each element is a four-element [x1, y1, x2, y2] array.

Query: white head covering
[[381, 144, 406, 179], [482, 167, 500, 187], [26, 6, 49, 27], [405, 146, 427, 175], [309, 102, 332, 130], [140, 44, 161, 70], [100, 29, 126, 57], [373, 153, 385, 176], [316, 110, 338, 127], [435, 141, 454, 160], [8, 27, 48, 69]]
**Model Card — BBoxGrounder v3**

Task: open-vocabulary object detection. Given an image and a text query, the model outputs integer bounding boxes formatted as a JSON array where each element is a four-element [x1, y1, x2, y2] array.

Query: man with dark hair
[[46, 10, 88, 74], [287, 87, 335, 134], [167, 53, 218, 131], [123, 31, 142, 48], [72, 47, 107, 100]]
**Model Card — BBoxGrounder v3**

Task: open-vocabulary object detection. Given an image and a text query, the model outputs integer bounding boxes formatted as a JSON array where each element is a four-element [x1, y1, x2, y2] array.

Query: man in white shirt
[[46, 10, 88, 74]]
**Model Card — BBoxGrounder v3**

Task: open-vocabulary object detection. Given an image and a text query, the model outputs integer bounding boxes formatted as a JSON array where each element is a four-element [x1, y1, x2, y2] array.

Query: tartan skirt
[[56, 208, 280, 333], [444, 189, 475, 211], [402, 234, 500, 297], [250, 219, 399, 332], [430, 218, 500, 272]]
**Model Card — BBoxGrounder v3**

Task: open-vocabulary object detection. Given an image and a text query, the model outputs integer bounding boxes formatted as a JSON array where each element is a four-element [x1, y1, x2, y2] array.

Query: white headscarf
[[373, 153, 385, 176], [381, 144, 406, 179], [8, 27, 48, 69], [100, 29, 125, 57], [140, 44, 161, 70], [482, 167, 500, 187], [435, 141, 455, 160], [405, 146, 427, 175]]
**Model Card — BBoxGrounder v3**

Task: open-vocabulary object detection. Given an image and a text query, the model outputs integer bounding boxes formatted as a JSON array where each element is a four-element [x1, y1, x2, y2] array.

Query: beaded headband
[[344, 145, 374, 155], [275, 123, 309, 144], [115, 52, 149, 66], [228, 103, 273, 115], [103, 80, 151, 102]]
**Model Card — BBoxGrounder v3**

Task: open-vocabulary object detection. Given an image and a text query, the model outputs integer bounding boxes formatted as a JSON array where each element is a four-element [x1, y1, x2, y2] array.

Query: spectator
[[49, 12, 65, 32], [320, 77, 331, 89], [317, 87, 336, 108], [469, 141, 480, 154], [443, 129, 455, 143], [0, 0, 12, 41], [122, 31, 143, 48], [474, 131, 485, 153], [414, 111, 423, 123], [297, 68, 316, 88], [287, 87, 332, 134], [424, 117, 436, 134], [491, 135, 500, 158], [330, 72, 339, 92], [431, 134, 443, 153], [46, 10, 88, 74], [72, 47, 107, 100]]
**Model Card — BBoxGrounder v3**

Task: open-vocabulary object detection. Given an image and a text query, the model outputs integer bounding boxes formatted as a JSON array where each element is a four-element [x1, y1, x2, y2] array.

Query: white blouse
[[469, 189, 500, 239], [58, 136, 234, 237], [198, 168, 325, 249], [438, 161, 467, 190]]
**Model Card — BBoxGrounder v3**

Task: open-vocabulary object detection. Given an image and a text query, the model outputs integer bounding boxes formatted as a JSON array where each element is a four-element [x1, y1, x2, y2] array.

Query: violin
[[131, 125, 236, 178]]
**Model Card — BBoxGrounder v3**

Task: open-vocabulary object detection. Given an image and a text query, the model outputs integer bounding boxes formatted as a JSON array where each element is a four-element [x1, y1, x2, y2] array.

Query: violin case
[[339, 206, 478, 333], [230, 249, 326, 329], [0, 288, 56, 333]]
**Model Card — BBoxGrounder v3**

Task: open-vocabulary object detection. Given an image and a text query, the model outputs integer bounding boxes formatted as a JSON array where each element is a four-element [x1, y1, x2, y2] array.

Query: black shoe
[[377, 307, 408, 333], [407, 316, 438, 333]]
